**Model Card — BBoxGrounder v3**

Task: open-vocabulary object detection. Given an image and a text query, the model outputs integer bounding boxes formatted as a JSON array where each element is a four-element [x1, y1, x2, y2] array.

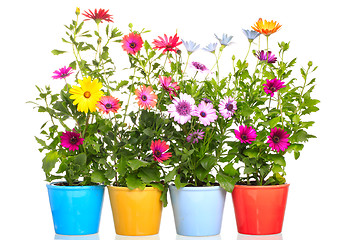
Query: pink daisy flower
[[153, 33, 182, 54], [52, 66, 74, 80], [263, 78, 286, 97], [267, 127, 290, 152], [218, 96, 237, 119], [256, 50, 277, 63], [82, 9, 113, 24], [150, 140, 172, 163], [190, 62, 210, 74], [195, 101, 218, 126], [135, 85, 158, 110], [60, 130, 84, 151], [122, 32, 144, 55], [159, 76, 180, 99], [234, 125, 257, 144], [96, 96, 121, 114], [167, 93, 196, 125], [186, 129, 205, 144]]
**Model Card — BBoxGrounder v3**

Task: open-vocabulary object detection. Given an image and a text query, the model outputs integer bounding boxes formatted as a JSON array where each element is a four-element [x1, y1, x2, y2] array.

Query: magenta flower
[[195, 101, 218, 126], [159, 76, 180, 99], [190, 62, 210, 74], [186, 129, 205, 144], [267, 127, 290, 152], [256, 50, 277, 63], [60, 130, 84, 151], [234, 125, 257, 144], [96, 96, 121, 114], [150, 140, 172, 163], [218, 96, 237, 119], [167, 93, 196, 125], [263, 78, 286, 97], [122, 32, 144, 55], [52, 66, 74, 80]]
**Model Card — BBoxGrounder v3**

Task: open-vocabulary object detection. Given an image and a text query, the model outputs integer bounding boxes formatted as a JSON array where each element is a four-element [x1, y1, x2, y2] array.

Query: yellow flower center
[[84, 91, 91, 98]]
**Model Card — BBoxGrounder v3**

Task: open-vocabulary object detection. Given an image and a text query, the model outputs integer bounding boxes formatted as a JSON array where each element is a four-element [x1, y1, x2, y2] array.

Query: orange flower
[[135, 85, 157, 110], [251, 18, 281, 36]]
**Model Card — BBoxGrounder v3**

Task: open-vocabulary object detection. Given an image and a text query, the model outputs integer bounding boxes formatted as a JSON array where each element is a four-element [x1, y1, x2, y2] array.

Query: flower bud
[[75, 7, 80, 16], [308, 61, 313, 67]]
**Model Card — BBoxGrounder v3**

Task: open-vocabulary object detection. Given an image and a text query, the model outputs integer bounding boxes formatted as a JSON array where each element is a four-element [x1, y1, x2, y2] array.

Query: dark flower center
[[154, 150, 162, 157], [176, 101, 191, 116], [70, 136, 78, 144], [192, 62, 206, 71], [130, 42, 137, 49], [141, 95, 148, 101], [200, 112, 207, 118], [241, 135, 248, 140], [166, 44, 173, 49], [105, 103, 112, 109], [60, 73, 69, 78], [226, 103, 234, 111], [270, 86, 277, 92], [84, 91, 91, 98], [273, 136, 280, 143]]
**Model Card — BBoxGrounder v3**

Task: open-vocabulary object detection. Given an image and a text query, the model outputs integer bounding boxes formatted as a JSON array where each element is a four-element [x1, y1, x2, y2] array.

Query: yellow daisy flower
[[69, 76, 104, 113]]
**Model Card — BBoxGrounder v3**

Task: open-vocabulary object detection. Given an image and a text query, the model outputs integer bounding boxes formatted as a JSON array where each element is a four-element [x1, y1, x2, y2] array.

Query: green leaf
[[267, 154, 286, 166], [216, 171, 235, 192], [51, 49, 66, 55], [164, 168, 177, 182], [292, 115, 300, 124], [138, 168, 160, 183], [272, 164, 283, 173], [91, 170, 106, 183], [143, 128, 154, 137], [174, 175, 188, 189], [243, 149, 258, 158], [199, 156, 217, 170], [126, 174, 146, 190], [42, 151, 59, 174], [223, 163, 238, 177], [269, 116, 281, 128], [35, 136, 47, 148], [160, 185, 168, 207], [74, 153, 87, 167], [128, 159, 149, 170]]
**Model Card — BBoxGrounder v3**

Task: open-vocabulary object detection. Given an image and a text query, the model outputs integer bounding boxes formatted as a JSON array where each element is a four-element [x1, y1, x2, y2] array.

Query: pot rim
[[234, 183, 290, 190], [107, 185, 161, 192], [46, 181, 105, 190], [169, 183, 224, 191]]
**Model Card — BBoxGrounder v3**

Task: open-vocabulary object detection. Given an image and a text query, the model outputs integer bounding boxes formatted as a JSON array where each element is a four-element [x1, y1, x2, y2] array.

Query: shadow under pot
[[47, 182, 105, 235], [169, 184, 226, 237], [232, 184, 290, 235]]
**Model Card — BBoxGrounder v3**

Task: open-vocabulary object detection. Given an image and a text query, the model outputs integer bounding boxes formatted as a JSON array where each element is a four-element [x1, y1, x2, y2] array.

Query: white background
[[1, 0, 359, 239]]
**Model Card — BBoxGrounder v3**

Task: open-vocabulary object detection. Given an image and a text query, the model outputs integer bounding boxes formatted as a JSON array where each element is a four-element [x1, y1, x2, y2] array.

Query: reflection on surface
[[237, 233, 283, 240], [55, 234, 100, 240], [115, 234, 160, 240], [176, 234, 221, 240]]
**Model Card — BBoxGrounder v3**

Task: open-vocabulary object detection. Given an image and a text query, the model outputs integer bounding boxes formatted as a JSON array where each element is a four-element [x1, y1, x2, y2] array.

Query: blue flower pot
[[169, 185, 226, 236], [47, 182, 105, 235]]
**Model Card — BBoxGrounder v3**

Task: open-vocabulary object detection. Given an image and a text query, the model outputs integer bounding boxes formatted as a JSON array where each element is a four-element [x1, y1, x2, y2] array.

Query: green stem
[[244, 42, 252, 61]]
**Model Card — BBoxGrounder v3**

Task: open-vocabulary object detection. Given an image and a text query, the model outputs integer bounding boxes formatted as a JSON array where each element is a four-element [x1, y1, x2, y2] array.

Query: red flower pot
[[232, 184, 289, 235]]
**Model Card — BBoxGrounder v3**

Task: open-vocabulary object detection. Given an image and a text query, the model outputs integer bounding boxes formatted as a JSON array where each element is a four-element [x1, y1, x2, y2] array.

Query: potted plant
[[28, 8, 125, 235], [217, 18, 320, 235]]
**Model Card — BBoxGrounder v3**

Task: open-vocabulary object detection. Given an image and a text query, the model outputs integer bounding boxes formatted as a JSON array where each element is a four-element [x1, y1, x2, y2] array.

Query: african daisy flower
[[218, 96, 237, 119], [69, 77, 104, 113], [242, 29, 261, 42], [234, 125, 257, 144], [122, 32, 144, 55], [52, 66, 74, 80], [203, 43, 218, 53], [256, 50, 277, 63], [159, 76, 180, 99], [267, 127, 290, 152], [82, 9, 113, 24], [135, 85, 157, 110], [182, 39, 200, 54], [195, 101, 218, 126], [167, 93, 196, 125], [60, 130, 84, 151], [186, 129, 205, 144], [153, 33, 182, 54], [150, 140, 172, 163], [190, 62, 210, 74], [96, 96, 121, 114], [252, 18, 281, 36], [263, 78, 286, 97], [214, 33, 233, 46]]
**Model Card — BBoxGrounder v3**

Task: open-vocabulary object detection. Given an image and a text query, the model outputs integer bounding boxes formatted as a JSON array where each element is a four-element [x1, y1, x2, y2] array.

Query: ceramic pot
[[169, 185, 226, 236], [107, 186, 163, 236], [47, 182, 105, 235], [232, 184, 290, 235]]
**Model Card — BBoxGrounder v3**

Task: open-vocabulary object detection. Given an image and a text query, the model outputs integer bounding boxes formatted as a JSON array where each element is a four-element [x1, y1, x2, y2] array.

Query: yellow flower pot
[[107, 186, 163, 236]]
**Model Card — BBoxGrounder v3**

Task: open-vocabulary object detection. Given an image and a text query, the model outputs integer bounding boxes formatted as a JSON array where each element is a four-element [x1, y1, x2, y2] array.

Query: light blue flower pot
[[47, 183, 105, 235], [169, 185, 226, 236]]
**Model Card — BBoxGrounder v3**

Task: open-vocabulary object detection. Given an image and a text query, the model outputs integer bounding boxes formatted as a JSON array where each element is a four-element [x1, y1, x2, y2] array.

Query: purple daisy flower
[[263, 78, 286, 97], [255, 50, 277, 63], [167, 93, 196, 125], [195, 101, 218, 126], [234, 125, 257, 144], [218, 96, 237, 119], [60, 130, 84, 151], [52, 66, 74, 80], [190, 61, 210, 74], [186, 129, 205, 144], [267, 127, 290, 152]]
